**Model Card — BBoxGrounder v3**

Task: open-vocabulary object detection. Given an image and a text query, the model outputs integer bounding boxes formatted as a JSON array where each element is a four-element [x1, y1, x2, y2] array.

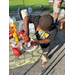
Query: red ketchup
[[18, 30, 30, 42], [11, 42, 21, 57], [9, 32, 13, 39]]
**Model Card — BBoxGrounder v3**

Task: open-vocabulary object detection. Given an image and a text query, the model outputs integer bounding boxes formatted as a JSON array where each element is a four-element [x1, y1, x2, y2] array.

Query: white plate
[[21, 39, 38, 51]]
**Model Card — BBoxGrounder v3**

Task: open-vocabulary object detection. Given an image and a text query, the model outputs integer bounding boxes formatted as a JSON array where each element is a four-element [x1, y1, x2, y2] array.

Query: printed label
[[36, 26, 49, 39]]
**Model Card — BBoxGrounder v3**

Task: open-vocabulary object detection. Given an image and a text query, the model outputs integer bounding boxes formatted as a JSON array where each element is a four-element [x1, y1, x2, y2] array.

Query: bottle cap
[[11, 26, 14, 29], [12, 42, 17, 47]]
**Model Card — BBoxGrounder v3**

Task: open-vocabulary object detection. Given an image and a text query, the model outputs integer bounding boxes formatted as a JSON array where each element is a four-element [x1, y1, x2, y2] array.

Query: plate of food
[[21, 39, 38, 51]]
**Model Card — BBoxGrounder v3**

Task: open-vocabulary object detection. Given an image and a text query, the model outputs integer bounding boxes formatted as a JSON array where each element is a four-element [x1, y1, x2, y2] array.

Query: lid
[[11, 26, 14, 29], [12, 42, 17, 47]]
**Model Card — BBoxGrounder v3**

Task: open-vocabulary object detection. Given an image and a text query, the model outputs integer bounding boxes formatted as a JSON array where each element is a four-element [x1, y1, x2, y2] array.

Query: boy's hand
[[23, 32, 29, 39], [31, 41, 39, 46]]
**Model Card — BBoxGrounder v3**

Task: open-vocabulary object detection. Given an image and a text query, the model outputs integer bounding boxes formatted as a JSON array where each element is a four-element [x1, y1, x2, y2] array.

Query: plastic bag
[[18, 21, 35, 34], [60, 9, 65, 16]]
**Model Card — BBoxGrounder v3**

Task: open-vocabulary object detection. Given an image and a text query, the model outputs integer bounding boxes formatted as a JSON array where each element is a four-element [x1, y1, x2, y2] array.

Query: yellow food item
[[15, 37, 19, 42], [14, 28, 17, 32], [13, 32, 19, 42], [12, 23, 17, 28], [13, 32, 17, 36]]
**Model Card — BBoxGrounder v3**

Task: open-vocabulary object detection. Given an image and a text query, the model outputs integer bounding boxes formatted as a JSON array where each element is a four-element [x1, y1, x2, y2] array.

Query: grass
[[9, 0, 65, 11], [9, 0, 50, 11]]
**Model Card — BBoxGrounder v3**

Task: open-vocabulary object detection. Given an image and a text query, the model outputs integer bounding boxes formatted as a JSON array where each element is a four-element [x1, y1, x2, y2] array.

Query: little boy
[[23, 14, 58, 57]]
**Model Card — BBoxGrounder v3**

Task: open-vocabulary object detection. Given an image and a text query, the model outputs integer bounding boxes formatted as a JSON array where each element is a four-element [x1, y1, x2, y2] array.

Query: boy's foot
[[42, 61, 47, 67], [42, 54, 49, 67], [42, 58, 49, 67]]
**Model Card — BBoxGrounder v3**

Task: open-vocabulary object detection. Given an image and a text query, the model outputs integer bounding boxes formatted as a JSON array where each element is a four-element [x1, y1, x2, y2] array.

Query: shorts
[[53, 0, 60, 13], [40, 44, 50, 54]]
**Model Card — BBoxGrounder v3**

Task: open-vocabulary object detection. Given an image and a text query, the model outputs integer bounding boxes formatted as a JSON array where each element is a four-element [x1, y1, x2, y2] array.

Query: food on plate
[[24, 42, 28, 47], [21, 39, 38, 51], [21, 40, 34, 48]]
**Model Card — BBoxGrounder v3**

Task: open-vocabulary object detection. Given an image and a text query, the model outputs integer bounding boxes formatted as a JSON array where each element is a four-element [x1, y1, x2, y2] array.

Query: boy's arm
[[23, 15, 41, 38], [31, 39, 51, 46], [37, 39, 51, 44], [23, 16, 29, 39]]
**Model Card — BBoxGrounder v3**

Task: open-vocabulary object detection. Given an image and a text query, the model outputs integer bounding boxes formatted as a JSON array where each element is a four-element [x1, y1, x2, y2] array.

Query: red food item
[[11, 42, 21, 57], [18, 30, 25, 37], [18, 30, 30, 42], [12, 47, 21, 57], [9, 32, 13, 39], [23, 37, 30, 42]]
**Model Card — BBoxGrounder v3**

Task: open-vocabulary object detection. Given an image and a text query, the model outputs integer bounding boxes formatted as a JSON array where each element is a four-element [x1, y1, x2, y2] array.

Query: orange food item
[[24, 42, 28, 47]]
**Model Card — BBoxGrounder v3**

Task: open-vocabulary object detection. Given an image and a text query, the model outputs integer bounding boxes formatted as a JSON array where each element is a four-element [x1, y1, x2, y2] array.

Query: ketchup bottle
[[11, 42, 21, 57], [9, 32, 13, 39], [18, 30, 30, 42]]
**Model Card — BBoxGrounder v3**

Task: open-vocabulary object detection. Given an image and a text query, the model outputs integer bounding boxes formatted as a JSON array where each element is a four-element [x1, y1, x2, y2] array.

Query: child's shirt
[[28, 15, 58, 48]]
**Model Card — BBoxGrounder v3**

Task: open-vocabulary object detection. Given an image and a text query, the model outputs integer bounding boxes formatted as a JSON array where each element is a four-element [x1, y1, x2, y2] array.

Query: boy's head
[[39, 14, 54, 31]]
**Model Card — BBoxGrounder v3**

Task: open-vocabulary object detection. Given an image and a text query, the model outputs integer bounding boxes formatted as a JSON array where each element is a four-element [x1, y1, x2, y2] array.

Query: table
[[9, 21, 47, 69]]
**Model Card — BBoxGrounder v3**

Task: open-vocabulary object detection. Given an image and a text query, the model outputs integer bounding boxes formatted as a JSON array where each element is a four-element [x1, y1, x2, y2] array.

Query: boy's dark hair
[[39, 14, 54, 30]]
